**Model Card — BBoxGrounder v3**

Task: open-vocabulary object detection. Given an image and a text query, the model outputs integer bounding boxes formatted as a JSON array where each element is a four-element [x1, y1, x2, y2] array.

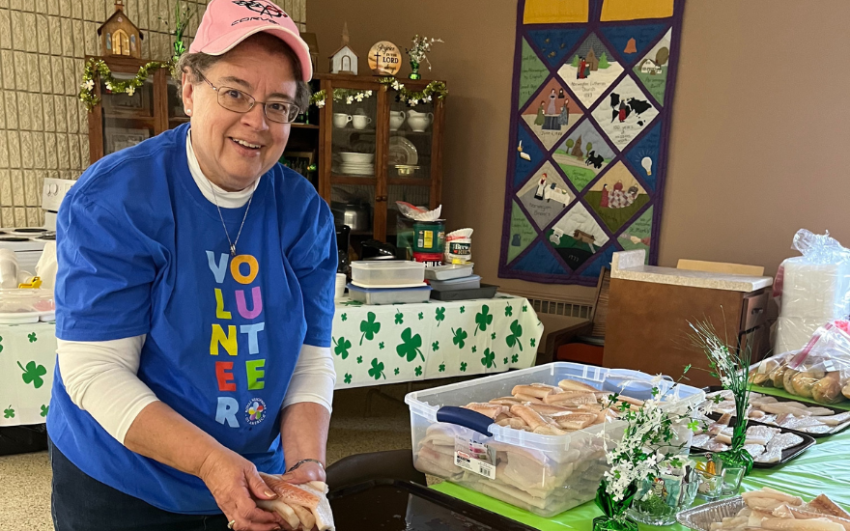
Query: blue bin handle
[[436, 406, 493, 437]]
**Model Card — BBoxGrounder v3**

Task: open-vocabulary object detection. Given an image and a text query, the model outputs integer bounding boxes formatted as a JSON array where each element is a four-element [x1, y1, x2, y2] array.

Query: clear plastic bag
[[773, 229, 850, 354], [752, 320, 850, 404]]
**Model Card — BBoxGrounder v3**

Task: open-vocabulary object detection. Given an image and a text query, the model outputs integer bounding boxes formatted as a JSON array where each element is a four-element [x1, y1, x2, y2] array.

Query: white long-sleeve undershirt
[[57, 130, 336, 444]]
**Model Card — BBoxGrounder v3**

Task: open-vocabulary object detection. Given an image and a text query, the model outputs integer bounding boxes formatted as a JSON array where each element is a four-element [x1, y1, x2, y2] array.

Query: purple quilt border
[[498, 0, 686, 287]]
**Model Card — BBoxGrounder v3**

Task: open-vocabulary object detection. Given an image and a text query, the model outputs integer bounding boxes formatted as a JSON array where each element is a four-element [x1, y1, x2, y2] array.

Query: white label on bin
[[454, 436, 496, 480]]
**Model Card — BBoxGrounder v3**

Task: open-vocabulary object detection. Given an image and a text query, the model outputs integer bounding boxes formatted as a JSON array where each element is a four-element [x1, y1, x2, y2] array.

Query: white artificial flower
[[346, 96, 354, 104], [366, 90, 373, 96], [355, 94, 363, 102], [126, 86, 135, 96], [316, 100, 325, 108], [409, 98, 418, 106], [105, 82, 113, 91], [391, 81, 400, 90], [425, 95, 432, 102], [82, 79, 94, 91]]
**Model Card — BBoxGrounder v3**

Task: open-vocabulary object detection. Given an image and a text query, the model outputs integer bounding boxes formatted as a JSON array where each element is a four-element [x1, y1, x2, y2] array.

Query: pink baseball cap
[[189, 0, 312, 81]]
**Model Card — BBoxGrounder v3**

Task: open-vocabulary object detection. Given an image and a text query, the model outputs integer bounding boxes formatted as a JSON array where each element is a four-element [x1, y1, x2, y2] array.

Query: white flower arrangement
[[596, 371, 701, 522], [405, 35, 444, 70]]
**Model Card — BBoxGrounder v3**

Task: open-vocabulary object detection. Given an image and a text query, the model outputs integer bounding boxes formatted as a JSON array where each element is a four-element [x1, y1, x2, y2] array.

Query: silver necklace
[[208, 179, 256, 256]]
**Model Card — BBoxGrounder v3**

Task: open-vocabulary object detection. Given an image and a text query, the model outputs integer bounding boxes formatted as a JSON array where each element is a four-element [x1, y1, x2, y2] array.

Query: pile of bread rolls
[[750, 356, 849, 405]]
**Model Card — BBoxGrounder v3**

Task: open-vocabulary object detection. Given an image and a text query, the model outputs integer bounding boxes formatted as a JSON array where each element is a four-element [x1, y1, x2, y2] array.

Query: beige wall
[[0, 0, 307, 228], [309, 0, 850, 302]]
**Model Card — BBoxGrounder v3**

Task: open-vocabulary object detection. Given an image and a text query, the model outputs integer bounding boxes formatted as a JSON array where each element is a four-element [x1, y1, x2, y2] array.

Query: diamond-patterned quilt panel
[[520, 78, 583, 150], [518, 38, 551, 109], [507, 201, 538, 264], [599, 23, 669, 67], [633, 28, 672, 105], [586, 162, 650, 233], [591, 75, 659, 150], [617, 206, 653, 260], [552, 119, 617, 193], [517, 161, 574, 230], [528, 27, 588, 68], [557, 32, 624, 108], [546, 202, 610, 271]]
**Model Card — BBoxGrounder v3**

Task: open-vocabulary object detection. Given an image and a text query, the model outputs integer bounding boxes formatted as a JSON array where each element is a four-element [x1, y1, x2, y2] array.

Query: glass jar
[[628, 469, 699, 526], [593, 515, 639, 531]]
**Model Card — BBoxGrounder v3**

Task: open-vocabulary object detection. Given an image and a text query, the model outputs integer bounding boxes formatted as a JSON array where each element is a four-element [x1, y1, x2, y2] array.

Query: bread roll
[[812, 372, 844, 404], [790, 371, 818, 398]]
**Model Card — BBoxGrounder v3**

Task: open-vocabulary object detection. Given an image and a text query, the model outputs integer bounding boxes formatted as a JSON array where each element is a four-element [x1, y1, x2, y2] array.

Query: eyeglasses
[[198, 73, 301, 124]]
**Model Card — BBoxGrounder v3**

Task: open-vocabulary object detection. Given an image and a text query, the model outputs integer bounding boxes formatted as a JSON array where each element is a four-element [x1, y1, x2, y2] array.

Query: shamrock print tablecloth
[[332, 294, 544, 388], [0, 322, 57, 427]]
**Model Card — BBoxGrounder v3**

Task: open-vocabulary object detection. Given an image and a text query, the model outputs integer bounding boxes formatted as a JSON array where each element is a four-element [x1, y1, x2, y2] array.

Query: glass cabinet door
[[328, 86, 379, 237], [331, 89, 378, 180], [388, 98, 435, 181], [100, 72, 155, 156]]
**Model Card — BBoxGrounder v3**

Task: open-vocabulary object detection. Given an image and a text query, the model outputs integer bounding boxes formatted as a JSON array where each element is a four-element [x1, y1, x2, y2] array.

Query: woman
[[47, 1, 337, 530]]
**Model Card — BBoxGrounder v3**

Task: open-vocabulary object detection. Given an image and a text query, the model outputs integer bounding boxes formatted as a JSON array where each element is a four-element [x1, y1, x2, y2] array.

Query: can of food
[[413, 252, 444, 268], [445, 229, 473, 264], [413, 220, 445, 254]]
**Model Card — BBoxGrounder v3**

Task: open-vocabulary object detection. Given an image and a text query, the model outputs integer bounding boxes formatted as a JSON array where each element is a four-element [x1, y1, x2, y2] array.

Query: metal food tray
[[703, 386, 850, 438], [691, 417, 816, 468], [677, 496, 746, 531]]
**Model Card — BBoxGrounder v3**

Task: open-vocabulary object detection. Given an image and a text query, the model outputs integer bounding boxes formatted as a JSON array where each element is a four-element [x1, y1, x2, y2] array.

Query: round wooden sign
[[367, 41, 402, 76]]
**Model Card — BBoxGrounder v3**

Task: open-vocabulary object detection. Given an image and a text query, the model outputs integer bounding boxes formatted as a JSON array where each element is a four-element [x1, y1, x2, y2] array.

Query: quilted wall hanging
[[499, 0, 685, 286]]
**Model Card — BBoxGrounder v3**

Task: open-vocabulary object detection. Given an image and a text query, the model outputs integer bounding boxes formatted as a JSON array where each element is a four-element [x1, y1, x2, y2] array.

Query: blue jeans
[[49, 437, 230, 531]]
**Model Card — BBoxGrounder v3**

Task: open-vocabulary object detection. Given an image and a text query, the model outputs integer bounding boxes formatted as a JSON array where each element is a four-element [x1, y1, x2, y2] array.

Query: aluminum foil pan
[[677, 496, 746, 531]]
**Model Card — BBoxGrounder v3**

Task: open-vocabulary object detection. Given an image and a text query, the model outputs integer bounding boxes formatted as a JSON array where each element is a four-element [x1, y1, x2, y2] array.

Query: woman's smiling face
[[182, 38, 299, 192]]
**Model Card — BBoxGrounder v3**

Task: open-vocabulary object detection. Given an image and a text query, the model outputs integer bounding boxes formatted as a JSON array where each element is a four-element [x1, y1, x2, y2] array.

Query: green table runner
[[432, 432, 850, 531]]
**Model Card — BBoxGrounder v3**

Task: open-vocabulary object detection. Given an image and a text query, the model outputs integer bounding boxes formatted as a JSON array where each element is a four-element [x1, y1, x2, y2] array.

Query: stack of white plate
[[334, 152, 375, 176]]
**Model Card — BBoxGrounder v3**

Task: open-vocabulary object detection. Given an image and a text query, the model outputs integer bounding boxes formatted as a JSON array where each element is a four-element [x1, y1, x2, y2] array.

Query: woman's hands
[[198, 447, 286, 531]]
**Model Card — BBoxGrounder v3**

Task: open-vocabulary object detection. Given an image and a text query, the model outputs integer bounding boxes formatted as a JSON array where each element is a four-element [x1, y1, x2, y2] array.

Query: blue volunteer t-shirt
[[47, 123, 337, 514]]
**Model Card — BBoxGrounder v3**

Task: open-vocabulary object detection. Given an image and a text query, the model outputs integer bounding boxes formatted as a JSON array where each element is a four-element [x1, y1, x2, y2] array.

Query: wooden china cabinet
[[291, 73, 446, 245], [86, 56, 189, 164]]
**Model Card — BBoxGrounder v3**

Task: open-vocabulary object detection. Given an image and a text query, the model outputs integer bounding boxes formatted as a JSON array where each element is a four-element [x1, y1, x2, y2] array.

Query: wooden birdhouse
[[98, 0, 144, 59], [329, 23, 358, 75]]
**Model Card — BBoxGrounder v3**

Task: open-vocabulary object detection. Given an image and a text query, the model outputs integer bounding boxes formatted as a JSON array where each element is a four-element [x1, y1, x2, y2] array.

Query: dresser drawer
[[741, 290, 769, 332]]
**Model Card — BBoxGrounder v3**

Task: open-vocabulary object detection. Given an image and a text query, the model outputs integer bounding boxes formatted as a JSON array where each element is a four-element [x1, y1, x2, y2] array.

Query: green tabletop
[[432, 430, 850, 531]]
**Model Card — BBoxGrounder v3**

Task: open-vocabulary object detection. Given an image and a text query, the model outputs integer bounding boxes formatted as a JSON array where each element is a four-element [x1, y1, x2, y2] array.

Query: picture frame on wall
[[106, 128, 151, 155]]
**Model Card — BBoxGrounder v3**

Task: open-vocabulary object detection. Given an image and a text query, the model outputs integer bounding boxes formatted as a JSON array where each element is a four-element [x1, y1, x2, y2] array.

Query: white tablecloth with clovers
[[331, 294, 543, 388], [0, 322, 57, 427]]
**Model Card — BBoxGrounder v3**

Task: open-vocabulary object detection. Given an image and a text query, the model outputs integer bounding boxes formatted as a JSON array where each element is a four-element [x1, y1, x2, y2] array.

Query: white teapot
[[389, 111, 406, 131], [406, 110, 433, 132]]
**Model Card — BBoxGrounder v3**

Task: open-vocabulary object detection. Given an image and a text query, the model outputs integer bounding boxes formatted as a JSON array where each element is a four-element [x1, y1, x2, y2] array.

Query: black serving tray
[[691, 417, 816, 469], [703, 385, 850, 438], [328, 479, 536, 531], [429, 284, 499, 301]]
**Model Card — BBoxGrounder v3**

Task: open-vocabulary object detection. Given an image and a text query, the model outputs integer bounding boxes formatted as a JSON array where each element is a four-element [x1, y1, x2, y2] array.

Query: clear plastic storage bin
[[347, 284, 432, 305], [405, 362, 703, 517], [351, 261, 425, 287]]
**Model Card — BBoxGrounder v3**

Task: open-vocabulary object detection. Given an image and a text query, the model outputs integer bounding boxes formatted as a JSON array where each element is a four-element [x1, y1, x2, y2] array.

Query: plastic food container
[[429, 275, 481, 292], [405, 363, 704, 517], [351, 261, 425, 287], [424, 263, 475, 281], [347, 284, 432, 305]]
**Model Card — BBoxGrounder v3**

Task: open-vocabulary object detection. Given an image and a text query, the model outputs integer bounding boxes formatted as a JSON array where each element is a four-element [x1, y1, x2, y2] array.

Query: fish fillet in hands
[[300, 482, 335, 531], [259, 474, 335, 530]]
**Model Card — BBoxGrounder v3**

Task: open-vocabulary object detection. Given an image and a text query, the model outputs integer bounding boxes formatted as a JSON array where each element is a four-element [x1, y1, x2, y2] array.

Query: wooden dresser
[[603, 251, 773, 387]]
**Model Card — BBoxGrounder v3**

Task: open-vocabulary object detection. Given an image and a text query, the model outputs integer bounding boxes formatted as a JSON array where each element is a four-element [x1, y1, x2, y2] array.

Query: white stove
[[0, 178, 75, 272]]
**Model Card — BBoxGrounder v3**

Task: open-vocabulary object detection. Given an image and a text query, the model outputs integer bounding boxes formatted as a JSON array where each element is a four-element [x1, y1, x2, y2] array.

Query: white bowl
[[339, 152, 375, 163]]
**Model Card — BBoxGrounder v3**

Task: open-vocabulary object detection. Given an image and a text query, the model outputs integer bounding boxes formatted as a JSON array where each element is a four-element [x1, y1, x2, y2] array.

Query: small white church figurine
[[329, 22, 358, 75]]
